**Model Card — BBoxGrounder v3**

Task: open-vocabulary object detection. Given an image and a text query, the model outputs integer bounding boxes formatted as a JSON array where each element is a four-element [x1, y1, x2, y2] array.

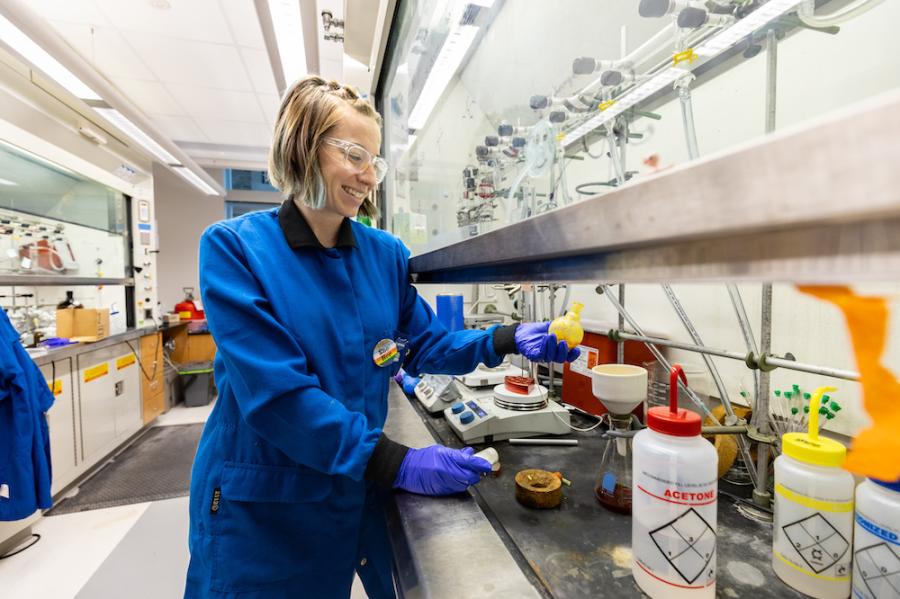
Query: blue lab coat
[[0, 310, 53, 521], [184, 200, 505, 598]]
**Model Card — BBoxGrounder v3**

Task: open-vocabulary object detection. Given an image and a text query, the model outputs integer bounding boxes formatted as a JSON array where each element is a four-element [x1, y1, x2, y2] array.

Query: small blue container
[[436, 294, 464, 332]]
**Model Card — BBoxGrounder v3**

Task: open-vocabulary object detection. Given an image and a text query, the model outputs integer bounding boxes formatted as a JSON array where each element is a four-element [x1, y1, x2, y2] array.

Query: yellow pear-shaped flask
[[549, 301, 585, 347]]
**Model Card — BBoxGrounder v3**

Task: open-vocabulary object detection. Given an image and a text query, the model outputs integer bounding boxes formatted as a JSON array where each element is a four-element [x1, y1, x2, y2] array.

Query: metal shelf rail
[[0, 276, 134, 286]]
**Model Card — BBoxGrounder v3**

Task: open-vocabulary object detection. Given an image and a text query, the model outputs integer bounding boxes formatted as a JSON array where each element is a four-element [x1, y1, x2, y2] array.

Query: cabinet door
[[78, 346, 119, 461], [112, 348, 141, 438], [40, 359, 77, 496], [140, 333, 164, 423]]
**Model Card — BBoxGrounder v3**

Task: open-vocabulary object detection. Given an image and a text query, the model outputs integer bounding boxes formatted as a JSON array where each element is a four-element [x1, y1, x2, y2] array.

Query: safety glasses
[[322, 137, 388, 184]]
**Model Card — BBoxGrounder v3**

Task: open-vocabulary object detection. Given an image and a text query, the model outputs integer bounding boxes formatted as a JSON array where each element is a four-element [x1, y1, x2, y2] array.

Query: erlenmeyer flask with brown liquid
[[594, 413, 633, 514]]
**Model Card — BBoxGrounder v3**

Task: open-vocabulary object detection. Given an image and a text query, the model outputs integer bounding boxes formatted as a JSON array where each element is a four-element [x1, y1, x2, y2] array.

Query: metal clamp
[[746, 424, 778, 445]]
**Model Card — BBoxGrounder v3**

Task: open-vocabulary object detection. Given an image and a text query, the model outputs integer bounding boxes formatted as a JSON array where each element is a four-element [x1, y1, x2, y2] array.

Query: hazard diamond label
[[854, 542, 900, 599], [649, 507, 716, 584], [782, 513, 850, 574]]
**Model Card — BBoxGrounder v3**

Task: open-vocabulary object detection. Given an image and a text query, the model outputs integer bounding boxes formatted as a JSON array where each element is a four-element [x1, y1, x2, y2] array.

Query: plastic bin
[[164, 362, 182, 410], [177, 361, 216, 407]]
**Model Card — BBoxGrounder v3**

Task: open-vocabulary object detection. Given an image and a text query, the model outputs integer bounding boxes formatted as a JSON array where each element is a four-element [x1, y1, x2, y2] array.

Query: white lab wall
[[153, 164, 280, 311], [403, 1, 900, 437]]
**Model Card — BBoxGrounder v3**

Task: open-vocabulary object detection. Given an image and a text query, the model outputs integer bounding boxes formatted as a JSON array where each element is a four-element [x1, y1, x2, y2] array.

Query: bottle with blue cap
[[772, 386, 854, 598], [852, 475, 900, 599]]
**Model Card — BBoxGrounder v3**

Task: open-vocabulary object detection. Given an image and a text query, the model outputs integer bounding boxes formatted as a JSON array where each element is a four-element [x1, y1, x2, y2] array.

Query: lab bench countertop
[[29, 323, 185, 366], [385, 383, 806, 599]]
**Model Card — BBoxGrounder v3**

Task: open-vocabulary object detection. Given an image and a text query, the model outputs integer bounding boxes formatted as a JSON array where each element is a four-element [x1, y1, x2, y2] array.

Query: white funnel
[[590, 364, 648, 415]]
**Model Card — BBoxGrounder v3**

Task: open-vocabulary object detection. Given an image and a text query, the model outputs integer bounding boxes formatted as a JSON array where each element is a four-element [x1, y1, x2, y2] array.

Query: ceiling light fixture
[[92, 107, 181, 166], [0, 13, 101, 101], [172, 166, 219, 196], [267, 0, 307, 86], [0, 177, 19, 186]]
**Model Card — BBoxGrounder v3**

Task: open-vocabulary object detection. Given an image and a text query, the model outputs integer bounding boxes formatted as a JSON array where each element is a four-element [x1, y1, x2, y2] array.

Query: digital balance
[[415, 361, 526, 414], [445, 375, 571, 444], [413, 374, 464, 414]]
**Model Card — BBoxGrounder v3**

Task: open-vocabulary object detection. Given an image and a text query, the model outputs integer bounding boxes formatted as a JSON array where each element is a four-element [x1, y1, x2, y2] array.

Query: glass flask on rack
[[594, 412, 634, 514]]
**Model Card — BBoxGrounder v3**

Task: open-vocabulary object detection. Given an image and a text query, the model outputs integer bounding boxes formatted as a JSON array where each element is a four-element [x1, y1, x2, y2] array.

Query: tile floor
[[0, 400, 369, 598]]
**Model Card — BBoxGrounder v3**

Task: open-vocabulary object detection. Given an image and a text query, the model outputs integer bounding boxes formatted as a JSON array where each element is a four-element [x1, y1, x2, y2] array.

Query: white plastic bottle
[[632, 365, 718, 598], [772, 387, 854, 599], [852, 477, 900, 599]]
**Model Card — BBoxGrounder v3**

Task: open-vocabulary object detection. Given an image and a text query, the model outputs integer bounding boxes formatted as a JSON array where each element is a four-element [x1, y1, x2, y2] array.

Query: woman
[[184, 76, 578, 599]]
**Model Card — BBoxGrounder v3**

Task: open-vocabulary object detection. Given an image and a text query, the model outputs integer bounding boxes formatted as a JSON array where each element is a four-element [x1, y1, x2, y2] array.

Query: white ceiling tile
[[240, 47, 278, 96], [195, 119, 272, 147], [27, 0, 111, 26], [113, 78, 184, 115], [220, 0, 266, 49], [167, 85, 264, 122], [151, 115, 208, 143], [48, 22, 157, 80], [93, 0, 233, 44], [258, 94, 280, 124], [127, 33, 253, 91]]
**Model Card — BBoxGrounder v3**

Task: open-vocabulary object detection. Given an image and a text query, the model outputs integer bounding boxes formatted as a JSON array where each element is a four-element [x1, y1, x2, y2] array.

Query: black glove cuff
[[492, 324, 519, 356], [365, 434, 411, 489]]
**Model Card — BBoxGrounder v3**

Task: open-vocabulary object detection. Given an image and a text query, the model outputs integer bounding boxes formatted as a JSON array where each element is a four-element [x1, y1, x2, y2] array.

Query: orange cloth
[[798, 286, 900, 481]]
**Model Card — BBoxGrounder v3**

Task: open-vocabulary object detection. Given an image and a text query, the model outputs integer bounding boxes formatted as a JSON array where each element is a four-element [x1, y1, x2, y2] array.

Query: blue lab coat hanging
[[0, 309, 54, 521], [184, 200, 508, 599]]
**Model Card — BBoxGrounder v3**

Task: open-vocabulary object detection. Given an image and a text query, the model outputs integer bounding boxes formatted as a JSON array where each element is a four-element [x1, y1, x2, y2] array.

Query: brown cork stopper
[[515, 469, 562, 509]]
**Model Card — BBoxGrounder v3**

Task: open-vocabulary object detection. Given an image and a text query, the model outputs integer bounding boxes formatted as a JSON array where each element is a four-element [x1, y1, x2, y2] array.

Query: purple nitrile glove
[[514, 321, 581, 363], [393, 371, 405, 385], [401, 374, 420, 395], [394, 445, 492, 496]]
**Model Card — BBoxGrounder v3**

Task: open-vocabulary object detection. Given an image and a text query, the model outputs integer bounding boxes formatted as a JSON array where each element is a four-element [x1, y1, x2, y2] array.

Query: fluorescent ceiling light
[[467, 0, 496, 6], [695, 0, 803, 56], [92, 107, 181, 165], [0, 177, 19, 186], [0, 14, 101, 101], [267, 0, 307, 86], [408, 24, 479, 130], [172, 166, 219, 196]]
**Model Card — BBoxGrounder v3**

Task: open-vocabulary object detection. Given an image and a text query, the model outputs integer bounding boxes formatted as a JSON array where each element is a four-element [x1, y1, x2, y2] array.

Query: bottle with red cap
[[632, 364, 719, 598]]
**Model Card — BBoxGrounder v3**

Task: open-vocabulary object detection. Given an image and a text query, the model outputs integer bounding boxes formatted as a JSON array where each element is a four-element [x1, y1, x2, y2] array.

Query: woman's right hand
[[393, 445, 491, 495]]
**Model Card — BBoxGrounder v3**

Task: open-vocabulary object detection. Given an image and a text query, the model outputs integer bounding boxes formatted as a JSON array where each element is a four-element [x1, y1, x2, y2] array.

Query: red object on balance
[[504, 375, 535, 395]]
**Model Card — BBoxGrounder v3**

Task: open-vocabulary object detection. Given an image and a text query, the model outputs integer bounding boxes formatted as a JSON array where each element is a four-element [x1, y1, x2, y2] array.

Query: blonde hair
[[268, 75, 382, 218]]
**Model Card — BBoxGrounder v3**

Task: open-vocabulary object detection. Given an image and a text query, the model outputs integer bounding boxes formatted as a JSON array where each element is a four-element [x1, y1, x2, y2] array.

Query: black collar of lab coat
[[278, 199, 357, 250]]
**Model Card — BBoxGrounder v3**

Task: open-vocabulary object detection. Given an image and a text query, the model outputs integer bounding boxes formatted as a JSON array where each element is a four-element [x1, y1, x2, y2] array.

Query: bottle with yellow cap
[[772, 386, 854, 598], [549, 301, 585, 348]]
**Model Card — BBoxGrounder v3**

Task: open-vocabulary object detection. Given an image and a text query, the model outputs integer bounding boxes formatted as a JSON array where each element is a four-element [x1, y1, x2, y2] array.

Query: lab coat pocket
[[210, 462, 333, 593], [219, 461, 332, 503]]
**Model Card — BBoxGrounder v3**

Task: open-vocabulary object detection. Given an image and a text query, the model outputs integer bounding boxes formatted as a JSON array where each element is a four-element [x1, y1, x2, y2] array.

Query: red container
[[175, 288, 205, 320]]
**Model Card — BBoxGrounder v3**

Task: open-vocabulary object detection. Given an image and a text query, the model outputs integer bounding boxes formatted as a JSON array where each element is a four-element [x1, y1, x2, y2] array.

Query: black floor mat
[[48, 424, 204, 515]]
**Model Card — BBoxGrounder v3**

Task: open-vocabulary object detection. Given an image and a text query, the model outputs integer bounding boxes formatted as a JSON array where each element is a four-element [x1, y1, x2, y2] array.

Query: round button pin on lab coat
[[373, 338, 399, 367]]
